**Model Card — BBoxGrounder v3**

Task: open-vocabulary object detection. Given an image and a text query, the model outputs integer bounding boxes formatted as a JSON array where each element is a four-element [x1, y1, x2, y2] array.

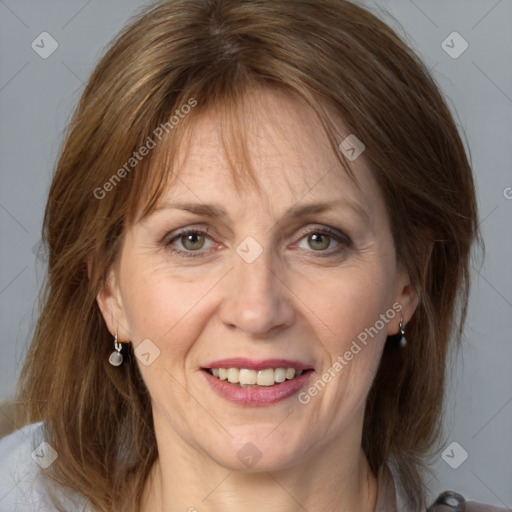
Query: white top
[[0, 422, 91, 511]]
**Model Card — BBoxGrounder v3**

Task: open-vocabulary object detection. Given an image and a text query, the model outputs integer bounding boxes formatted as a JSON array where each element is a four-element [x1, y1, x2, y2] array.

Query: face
[[98, 88, 418, 472]]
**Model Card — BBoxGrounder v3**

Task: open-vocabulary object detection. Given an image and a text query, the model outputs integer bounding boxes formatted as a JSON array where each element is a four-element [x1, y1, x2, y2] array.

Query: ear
[[388, 267, 420, 336], [96, 265, 132, 343]]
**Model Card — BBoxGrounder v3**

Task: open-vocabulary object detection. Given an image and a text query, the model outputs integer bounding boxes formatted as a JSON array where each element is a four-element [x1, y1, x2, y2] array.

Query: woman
[[0, 0, 505, 510]]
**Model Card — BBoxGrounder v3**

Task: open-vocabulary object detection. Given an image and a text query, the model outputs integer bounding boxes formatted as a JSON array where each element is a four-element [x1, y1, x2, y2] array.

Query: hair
[[17, 0, 481, 510]]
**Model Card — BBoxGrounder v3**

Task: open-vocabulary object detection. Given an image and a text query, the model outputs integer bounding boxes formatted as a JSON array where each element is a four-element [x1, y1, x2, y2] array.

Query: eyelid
[[163, 223, 351, 259], [293, 224, 350, 242], [292, 229, 351, 261], [163, 225, 219, 257]]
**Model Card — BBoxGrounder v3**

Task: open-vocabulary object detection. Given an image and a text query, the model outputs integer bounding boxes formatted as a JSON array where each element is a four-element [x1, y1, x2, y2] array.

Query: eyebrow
[[147, 199, 370, 225]]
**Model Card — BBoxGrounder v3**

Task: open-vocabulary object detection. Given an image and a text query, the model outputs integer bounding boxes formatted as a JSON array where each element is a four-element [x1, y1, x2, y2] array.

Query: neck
[[140, 410, 378, 512]]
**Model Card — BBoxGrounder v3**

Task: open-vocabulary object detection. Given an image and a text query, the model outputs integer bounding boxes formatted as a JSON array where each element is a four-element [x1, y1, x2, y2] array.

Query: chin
[[206, 433, 306, 473]]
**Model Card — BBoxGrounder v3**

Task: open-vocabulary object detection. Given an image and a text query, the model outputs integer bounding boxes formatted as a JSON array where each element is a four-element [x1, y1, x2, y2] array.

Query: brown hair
[[17, 0, 481, 510]]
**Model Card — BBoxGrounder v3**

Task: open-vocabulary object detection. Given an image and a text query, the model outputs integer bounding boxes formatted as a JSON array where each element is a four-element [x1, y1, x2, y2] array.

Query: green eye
[[164, 225, 351, 260], [164, 227, 216, 259], [180, 232, 206, 251], [307, 233, 332, 251], [295, 226, 351, 256]]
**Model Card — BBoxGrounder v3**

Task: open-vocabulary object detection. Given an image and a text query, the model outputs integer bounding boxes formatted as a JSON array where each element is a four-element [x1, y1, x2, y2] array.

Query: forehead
[[139, 87, 384, 223]]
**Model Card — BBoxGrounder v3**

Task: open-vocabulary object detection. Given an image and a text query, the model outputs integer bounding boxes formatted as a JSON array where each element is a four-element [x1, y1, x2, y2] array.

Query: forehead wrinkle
[[135, 88, 371, 229], [138, 143, 372, 232], [140, 196, 371, 235]]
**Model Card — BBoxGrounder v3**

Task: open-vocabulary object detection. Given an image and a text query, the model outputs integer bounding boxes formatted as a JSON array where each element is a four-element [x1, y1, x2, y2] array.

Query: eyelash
[[163, 226, 352, 260]]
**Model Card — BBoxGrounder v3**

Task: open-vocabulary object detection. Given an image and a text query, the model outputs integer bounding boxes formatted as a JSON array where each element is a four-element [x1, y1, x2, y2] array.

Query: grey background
[[0, 0, 510, 508]]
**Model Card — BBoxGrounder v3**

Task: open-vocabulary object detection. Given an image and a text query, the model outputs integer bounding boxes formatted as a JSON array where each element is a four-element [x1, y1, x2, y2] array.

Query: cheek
[[298, 262, 396, 349], [118, 265, 219, 418], [118, 257, 176, 335], [294, 260, 396, 415], [118, 261, 221, 357]]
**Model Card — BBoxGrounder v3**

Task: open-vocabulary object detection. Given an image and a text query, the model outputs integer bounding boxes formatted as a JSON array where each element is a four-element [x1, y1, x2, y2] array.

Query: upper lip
[[202, 358, 314, 371]]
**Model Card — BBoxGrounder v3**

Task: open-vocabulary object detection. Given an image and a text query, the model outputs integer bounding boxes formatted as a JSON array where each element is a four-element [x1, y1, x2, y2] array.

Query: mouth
[[200, 358, 315, 406], [202, 367, 314, 388]]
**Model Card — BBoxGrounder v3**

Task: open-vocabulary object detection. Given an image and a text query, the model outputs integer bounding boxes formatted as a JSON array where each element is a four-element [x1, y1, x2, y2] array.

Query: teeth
[[257, 368, 274, 386], [239, 369, 257, 385], [208, 367, 305, 387], [226, 368, 239, 383], [286, 368, 296, 380], [274, 368, 286, 383]]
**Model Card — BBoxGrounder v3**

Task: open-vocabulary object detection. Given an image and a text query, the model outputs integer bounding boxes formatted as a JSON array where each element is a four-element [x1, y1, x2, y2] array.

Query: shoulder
[[428, 491, 509, 512], [0, 422, 91, 511], [0, 422, 50, 510], [466, 502, 510, 512]]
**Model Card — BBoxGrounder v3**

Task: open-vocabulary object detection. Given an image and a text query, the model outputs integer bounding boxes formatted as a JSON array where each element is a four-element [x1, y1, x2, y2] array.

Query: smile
[[205, 367, 307, 387], [201, 367, 314, 407]]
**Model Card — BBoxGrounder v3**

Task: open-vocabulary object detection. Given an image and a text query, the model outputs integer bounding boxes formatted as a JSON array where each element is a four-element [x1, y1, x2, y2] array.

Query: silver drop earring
[[399, 317, 407, 348], [109, 330, 123, 366]]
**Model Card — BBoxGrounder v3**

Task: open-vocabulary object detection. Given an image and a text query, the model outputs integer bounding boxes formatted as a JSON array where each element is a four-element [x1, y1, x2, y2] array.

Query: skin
[[97, 88, 419, 512]]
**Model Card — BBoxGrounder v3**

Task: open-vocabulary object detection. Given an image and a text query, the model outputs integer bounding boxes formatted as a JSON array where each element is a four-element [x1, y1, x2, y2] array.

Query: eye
[[164, 227, 217, 258], [163, 225, 351, 260], [294, 226, 351, 255], [302, 232, 332, 251], [178, 231, 208, 251]]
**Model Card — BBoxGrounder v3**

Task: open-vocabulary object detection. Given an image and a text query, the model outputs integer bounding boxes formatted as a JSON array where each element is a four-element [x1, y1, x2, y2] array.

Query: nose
[[219, 250, 295, 338]]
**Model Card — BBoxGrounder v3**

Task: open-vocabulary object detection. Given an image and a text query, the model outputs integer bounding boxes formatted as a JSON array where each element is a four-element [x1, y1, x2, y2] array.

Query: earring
[[399, 317, 407, 348], [108, 330, 123, 366]]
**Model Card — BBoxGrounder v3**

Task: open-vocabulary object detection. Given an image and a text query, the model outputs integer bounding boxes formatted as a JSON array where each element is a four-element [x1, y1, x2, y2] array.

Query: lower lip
[[201, 369, 314, 407]]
